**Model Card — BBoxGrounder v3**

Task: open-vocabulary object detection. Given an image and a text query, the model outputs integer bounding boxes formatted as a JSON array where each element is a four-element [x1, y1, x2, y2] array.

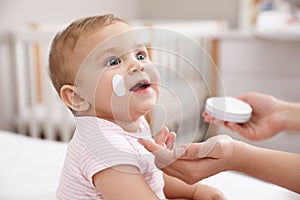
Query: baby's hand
[[154, 126, 176, 150], [138, 126, 177, 170], [193, 183, 227, 200]]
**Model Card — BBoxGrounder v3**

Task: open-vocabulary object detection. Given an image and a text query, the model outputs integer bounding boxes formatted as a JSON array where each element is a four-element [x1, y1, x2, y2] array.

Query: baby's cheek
[[147, 66, 161, 85]]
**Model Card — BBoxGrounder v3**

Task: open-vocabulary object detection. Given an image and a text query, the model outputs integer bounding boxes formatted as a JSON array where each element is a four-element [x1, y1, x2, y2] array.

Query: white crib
[[11, 25, 75, 141], [10, 21, 226, 142]]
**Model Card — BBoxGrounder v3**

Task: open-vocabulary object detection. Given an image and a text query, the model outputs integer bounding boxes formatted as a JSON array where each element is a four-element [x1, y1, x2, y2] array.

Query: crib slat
[[11, 28, 75, 141], [13, 40, 28, 135]]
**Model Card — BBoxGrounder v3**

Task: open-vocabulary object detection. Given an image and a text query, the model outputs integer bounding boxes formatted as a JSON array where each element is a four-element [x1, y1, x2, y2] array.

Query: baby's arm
[[93, 164, 159, 200], [163, 173, 226, 200]]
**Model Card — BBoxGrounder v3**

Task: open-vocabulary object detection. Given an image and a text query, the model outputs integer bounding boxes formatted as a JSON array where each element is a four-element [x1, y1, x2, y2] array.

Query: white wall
[[0, 0, 140, 33], [138, 0, 239, 28], [0, 0, 141, 131]]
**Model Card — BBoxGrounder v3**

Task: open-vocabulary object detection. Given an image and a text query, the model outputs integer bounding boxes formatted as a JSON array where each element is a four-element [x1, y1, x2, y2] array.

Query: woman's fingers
[[177, 135, 233, 160], [137, 138, 161, 152], [174, 143, 202, 159], [202, 112, 225, 126]]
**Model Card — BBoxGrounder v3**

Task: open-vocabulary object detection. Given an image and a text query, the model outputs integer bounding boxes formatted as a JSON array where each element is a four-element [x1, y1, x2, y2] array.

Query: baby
[[49, 14, 225, 199]]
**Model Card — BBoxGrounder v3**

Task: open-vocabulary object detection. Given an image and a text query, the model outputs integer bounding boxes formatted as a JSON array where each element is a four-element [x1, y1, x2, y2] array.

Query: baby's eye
[[106, 57, 121, 67], [136, 52, 146, 61]]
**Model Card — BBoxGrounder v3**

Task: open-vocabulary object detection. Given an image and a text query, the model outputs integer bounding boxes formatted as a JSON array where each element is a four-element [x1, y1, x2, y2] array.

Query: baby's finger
[[166, 132, 176, 150], [155, 126, 169, 146], [138, 138, 176, 169]]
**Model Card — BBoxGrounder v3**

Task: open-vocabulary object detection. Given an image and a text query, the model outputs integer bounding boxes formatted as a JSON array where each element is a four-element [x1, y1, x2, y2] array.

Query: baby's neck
[[115, 118, 142, 133], [77, 110, 143, 133]]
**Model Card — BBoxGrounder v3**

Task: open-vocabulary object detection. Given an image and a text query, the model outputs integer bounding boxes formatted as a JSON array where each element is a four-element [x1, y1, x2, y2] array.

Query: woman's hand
[[204, 92, 285, 141], [139, 135, 237, 185]]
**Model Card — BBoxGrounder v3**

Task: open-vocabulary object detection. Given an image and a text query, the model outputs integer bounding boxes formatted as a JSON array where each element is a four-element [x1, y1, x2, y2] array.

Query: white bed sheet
[[0, 131, 66, 200], [202, 172, 299, 200], [0, 130, 299, 200]]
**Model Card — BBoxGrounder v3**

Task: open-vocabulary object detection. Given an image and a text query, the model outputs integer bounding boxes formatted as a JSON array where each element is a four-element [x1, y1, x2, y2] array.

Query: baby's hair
[[48, 14, 124, 94]]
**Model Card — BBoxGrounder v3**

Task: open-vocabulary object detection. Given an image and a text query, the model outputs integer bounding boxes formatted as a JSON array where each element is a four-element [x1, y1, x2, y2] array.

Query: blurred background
[[1, 0, 300, 149], [1, 0, 300, 199]]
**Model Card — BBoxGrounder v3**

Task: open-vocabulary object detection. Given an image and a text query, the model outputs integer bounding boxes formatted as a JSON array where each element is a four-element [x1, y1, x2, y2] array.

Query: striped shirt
[[56, 116, 165, 199]]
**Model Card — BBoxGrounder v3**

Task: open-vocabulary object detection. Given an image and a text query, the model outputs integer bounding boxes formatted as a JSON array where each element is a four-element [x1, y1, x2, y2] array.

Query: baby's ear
[[60, 85, 90, 112]]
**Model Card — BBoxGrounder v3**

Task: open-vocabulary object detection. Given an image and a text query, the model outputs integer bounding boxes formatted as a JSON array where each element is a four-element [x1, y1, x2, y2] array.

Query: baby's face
[[76, 22, 160, 122]]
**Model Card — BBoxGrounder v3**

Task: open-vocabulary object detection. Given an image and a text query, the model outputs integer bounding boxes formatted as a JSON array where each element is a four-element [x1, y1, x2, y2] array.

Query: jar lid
[[205, 96, 252, 123]]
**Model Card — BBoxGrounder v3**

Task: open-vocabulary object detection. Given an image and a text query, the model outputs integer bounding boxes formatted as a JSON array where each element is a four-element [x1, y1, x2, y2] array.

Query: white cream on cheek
[[112, 74, 126, 97]]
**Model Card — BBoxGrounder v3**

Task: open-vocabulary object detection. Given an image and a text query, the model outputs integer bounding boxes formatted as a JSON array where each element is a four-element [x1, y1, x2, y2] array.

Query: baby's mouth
[[129, 81, 150, 92]]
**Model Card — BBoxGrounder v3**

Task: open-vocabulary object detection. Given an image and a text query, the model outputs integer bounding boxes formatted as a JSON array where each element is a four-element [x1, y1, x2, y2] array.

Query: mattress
[[0, 131, 67, 200], [0, 130, 299, 200]]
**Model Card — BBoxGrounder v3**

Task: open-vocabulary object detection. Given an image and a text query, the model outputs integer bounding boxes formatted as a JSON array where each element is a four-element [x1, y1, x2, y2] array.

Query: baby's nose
[[128, 63, 144, 74]]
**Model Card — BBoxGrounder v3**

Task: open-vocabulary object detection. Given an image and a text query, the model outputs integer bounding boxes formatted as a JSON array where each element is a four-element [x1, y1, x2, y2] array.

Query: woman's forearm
[[233, 141, 300, 194], [281, 101, 300, 132]]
